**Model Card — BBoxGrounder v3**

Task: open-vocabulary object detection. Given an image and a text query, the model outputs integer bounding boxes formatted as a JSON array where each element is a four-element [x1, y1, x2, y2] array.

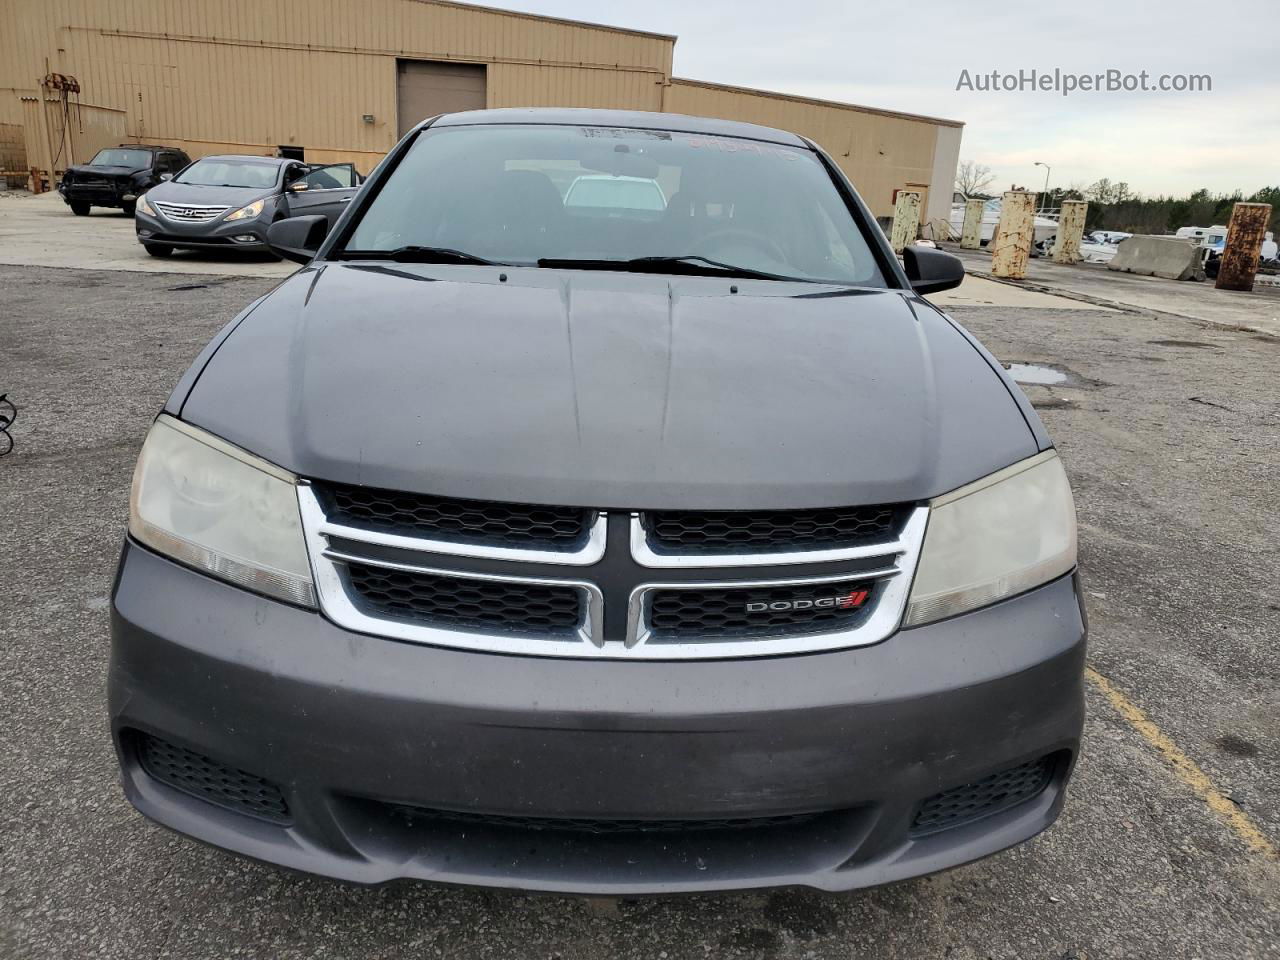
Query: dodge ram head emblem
[[746, 588, 869, 614]]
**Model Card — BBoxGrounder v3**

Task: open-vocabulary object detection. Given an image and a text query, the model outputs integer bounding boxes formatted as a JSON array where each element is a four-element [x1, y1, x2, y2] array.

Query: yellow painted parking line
[[1085, 667, 1277, 859]]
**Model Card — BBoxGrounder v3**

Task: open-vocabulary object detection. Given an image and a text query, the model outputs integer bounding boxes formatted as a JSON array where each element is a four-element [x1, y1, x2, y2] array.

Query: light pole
[[1034, 161, 1052, 212]]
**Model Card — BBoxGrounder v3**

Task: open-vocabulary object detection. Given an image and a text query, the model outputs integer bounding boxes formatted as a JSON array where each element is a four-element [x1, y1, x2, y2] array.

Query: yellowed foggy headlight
[[904, 451, 1077, 627], [129, 415, 315, 606]]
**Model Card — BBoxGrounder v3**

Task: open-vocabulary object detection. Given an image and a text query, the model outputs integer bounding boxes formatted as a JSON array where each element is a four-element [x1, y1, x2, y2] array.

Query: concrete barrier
[[1107, 236, 1204, 281]]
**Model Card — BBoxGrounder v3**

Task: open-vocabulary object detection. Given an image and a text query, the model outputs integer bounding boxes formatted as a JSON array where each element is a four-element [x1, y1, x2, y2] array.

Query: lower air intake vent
[[345, 562, 583, 633], [392, 805, 822, 835], [911, 755, 1057, 835], [135, 733, 290, 823], [647, 578, 876, 641]]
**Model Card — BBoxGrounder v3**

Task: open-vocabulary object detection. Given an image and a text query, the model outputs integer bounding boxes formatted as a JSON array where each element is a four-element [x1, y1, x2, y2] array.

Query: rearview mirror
[[267, 215, 328, 265], [158, 173, 173, 181], [287, 181, 309, 193], [902, 245, 965, 295]]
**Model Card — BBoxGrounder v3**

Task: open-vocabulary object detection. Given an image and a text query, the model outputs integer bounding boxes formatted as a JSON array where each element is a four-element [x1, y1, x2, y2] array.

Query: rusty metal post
[[1053, 200, 1089, 263], [960, 198, 984, 249], [889, 190, 921, 254], [1216, 202, 1273, 291], [990, 191, 1036, 278]]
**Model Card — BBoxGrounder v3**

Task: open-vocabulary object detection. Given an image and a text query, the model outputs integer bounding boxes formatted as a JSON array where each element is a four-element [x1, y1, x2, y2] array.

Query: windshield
[[90, 148, 151, 168], [175, 159, 279, 189], [344, 125, 886, 286]]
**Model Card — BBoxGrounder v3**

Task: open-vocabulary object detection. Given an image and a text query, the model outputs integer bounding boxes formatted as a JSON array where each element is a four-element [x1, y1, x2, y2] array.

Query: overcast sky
[[480, 0, 1277, 198]]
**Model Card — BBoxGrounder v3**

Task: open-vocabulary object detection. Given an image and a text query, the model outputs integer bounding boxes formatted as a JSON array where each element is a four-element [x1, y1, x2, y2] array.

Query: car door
[[282, 163, 360, 227]]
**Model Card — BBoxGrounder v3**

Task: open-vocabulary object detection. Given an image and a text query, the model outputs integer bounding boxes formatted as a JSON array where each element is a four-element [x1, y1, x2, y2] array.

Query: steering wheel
[[694, 227, 787, 265]]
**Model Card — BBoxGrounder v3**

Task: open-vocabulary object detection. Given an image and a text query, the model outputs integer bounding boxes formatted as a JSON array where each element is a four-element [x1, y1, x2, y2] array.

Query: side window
[[296, 163, 357, 191]]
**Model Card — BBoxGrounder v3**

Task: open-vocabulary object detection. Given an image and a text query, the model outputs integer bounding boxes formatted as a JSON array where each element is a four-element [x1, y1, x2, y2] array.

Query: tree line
[[955, 161, 1278, 236]]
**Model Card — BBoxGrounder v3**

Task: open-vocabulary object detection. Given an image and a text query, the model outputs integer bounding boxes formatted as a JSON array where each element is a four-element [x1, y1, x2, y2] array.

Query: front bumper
[[109, 541, 1086, 894], [61, 181, 135, 208], [134, 210, 271, 252]]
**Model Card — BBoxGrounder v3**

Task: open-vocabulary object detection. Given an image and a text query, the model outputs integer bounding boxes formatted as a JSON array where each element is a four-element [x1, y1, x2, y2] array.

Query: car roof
[[196, 154, 289, 166], [428, 108, 810, 147]]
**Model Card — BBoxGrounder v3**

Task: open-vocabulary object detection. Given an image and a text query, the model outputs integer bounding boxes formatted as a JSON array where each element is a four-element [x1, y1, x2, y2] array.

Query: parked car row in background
[[57, 143, 364, 259]]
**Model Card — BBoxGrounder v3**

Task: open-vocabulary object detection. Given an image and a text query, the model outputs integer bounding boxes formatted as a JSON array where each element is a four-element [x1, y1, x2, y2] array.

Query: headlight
[[904, 451, 1076, 627], [225, 198, 266, 222], [135, 194, 154, 216], [129, 415, 315, 606]]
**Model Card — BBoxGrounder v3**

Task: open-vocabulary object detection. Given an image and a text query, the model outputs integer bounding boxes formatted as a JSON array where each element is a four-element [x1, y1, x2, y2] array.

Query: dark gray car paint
[[179, 264, 1037, 509], [110, 542, 1084, 893], [115, 108, 1082, 894]]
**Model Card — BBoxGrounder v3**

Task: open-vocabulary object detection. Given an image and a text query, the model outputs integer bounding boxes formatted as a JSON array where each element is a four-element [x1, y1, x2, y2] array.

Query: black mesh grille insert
[[647, 579, 876, 641], [643, 505, 903, 554], [392, 805, 821, 835], [911, 755, 1057, 835], [345, 562, 583, 633], [319, 482, 591, 548], [135, 733, 290, 823]]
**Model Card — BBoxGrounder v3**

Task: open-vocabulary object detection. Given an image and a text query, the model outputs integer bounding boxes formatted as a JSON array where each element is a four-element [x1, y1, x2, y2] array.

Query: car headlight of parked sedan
[[129, 415, 315, 607], [224, 198, 266, 222], [135, 194, 155, 217], [904, 450, 1076, 627]]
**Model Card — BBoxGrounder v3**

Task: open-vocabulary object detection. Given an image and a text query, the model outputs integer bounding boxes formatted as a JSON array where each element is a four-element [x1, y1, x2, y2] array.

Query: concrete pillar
[[1053, 201, 1089, 263], [1216, 202, 1273, 291], [960, 198, 984, 249], [990, 191, 1037, 278], [889, 190, 921, 254]]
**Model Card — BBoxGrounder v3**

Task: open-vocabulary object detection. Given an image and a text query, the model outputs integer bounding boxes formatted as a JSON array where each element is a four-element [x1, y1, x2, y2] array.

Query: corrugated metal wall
[[1, 0, 959, 217], [1, 0, 673, 173]]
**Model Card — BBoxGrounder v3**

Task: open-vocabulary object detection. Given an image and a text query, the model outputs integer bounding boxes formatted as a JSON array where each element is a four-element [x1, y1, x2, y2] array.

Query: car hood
[[65, 163, 143, 179], [144, 181, 276, 206], [179, 264, 1039, 510]]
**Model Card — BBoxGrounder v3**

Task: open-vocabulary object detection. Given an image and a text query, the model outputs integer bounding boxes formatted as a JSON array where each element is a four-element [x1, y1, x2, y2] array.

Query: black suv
[[58, 144, 191, 216]]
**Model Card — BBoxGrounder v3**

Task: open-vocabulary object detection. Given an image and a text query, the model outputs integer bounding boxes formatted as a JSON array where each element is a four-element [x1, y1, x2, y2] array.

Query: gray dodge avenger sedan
[[110, 108, 1084, 894]]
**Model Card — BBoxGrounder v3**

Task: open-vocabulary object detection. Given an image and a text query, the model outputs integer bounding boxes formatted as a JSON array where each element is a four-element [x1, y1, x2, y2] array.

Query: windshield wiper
[[337, 246, 504, 265], [536, 255, 814, 283]]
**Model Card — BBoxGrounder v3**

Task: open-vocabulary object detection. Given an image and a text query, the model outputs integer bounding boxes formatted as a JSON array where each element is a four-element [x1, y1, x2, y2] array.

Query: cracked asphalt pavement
[[0, 264, 1276, 958]]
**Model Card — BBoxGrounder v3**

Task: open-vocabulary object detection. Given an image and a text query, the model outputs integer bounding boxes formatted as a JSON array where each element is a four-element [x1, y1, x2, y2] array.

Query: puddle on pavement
[[1005, 363, 1069, 385]]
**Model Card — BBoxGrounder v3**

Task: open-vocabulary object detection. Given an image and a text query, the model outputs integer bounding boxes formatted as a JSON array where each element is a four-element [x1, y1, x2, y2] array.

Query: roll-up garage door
[[396, 61, 487, 137]]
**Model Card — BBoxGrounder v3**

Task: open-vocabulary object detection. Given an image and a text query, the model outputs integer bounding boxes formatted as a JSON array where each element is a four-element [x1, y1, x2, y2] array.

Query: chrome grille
[[643, 505, 902, 554], [318, 482, 592, 549], [345, 559, 584, 634], [299, 481, 927, 660], [645, 577, 877, 641], [153, 200, 229, 223]]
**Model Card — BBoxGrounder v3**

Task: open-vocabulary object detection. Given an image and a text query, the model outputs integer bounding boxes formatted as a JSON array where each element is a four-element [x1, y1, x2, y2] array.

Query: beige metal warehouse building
[[1, 0, 962, 223]]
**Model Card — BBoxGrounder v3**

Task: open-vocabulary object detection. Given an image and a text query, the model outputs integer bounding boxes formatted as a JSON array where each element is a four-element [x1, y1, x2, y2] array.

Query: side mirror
[[902, 245, 965, 295], [287, 181, 309, 193], [158, 173, 173, 181], [267, 215, 328, 265]]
